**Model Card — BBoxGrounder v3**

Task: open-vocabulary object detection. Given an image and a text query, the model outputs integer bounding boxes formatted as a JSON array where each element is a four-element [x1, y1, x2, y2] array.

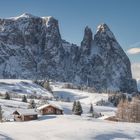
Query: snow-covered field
[[0, 115, 140, 140], [0, 80, 140, 140]]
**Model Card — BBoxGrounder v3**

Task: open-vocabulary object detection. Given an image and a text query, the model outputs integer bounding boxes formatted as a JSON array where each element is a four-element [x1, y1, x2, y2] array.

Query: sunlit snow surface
[[0, 80, 140, 140]]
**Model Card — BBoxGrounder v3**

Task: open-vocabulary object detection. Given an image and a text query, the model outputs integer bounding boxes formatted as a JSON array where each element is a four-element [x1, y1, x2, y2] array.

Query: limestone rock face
[[0, 14, 137, 93], [81, 26, 93, 54]]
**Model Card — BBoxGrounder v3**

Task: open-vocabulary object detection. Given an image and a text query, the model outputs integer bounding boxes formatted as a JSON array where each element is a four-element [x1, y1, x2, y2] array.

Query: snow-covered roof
[[37, 103, 63, 111], [13, 109, 38, 116]]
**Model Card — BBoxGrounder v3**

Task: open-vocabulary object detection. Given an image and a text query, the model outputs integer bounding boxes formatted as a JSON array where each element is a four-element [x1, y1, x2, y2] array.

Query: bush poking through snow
[[28, 100, 36, 109], [4, 92, 10, 100], [33, 80, 53, 93], [22, 95, 27, 103]]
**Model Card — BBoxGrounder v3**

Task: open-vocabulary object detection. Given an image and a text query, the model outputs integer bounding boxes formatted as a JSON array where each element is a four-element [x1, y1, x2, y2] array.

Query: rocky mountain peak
[[81, 26, 93, 54], [95, 23, 115, 40], [97, 23, 110, 32]]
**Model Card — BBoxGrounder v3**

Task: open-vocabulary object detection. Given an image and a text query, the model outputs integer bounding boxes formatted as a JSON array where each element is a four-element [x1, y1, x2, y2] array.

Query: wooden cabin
[[13, 109, 38, 121], [37, 104, 63, 115]]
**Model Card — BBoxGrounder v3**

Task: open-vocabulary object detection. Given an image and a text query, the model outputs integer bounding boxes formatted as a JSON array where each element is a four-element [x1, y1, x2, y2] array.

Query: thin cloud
[[127, 47, 140, 55]]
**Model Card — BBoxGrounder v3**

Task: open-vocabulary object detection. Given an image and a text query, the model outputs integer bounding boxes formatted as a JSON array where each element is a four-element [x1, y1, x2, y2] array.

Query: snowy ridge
[[9, 13, 39, 20], [96, 23, 115, 39]]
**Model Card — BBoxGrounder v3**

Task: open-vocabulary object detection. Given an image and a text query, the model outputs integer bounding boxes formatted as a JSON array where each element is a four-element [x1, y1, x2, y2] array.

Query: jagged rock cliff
[[0, 13, 137, 93]]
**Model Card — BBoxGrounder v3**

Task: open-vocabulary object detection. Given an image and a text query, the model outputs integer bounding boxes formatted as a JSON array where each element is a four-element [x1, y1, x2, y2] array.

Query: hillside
[[0, 79, 53, 97], [1, 115, 140, 140], [0, 80, 114, 119], [0, 81, 140, 140]]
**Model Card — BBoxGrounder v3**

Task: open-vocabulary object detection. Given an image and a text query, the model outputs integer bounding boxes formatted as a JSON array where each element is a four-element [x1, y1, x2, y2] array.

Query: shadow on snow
[[37, 115, 57, 121], [94, 132, 134, 140], [0, 133, 14, 140]]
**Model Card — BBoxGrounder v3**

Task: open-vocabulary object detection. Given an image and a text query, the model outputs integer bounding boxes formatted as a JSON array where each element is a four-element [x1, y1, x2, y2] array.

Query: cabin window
[[17, 115, 21, 118]]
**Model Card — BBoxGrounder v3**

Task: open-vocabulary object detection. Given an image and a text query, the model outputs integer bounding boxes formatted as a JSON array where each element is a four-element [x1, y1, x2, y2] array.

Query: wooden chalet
[[13, 109, 38, 121], [37, 104, 63, 115]]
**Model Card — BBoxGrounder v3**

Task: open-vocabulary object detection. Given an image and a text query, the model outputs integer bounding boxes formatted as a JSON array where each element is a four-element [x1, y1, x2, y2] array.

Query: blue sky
[[0, 0, 140, 63]]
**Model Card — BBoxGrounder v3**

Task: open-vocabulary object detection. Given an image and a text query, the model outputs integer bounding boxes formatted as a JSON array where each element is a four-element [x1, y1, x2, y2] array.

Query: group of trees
[[116, 97, 140, 122], [22, 95, 36, 109], [72, 101, 102, 118], [62, 83, 97, 93], [33, 80, 53, 93], [3, 92, 36, 109], [72, 101, 83, 115], [108, 93, 128, 106], [4, 92, 11, 100]]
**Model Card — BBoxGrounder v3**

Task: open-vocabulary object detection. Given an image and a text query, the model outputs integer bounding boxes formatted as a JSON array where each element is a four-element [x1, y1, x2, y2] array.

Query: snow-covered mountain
[[0, 13, 137, 93]]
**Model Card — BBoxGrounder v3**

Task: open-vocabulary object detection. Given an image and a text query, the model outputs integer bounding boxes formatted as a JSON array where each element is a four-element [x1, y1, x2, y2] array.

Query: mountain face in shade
[[0, 13, 137, 93]]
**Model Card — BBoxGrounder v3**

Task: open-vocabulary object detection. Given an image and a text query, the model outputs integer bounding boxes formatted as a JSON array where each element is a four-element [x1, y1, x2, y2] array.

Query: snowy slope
[[0, 79, 53, 97], [52, 82, 109, 104], [50, 82, 115, 117], [0, 81, 139, 140], [0, 115, 140, 140], [0, 99, 28, 120], [0, 79, 53, 120], [0, 81, 115, 119]]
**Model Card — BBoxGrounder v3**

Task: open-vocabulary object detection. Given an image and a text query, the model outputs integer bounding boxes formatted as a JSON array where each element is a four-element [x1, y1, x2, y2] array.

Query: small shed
[[37, 104, 63, 115], [13, 109, 38, 121]]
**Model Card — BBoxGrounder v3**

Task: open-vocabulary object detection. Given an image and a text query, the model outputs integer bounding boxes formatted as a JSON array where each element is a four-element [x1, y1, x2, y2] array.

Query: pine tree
[[0, 105, 3, 122], [72, 101, 76, 112], [89, 103, 94, 114], [28, 99, 36, 109], [4, 92, 10, 100], [22, 95, 27, 103], [74, 101, 83, 115]]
